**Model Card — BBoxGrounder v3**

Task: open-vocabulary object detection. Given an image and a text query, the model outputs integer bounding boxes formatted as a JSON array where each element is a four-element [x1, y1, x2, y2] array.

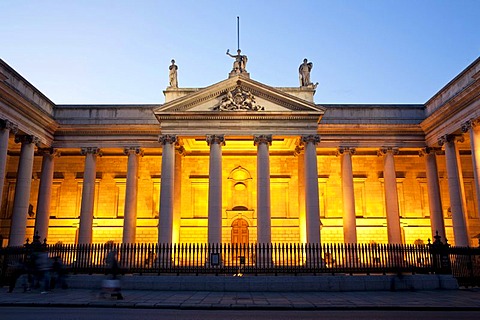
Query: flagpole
[[237, 16, 240, 51]]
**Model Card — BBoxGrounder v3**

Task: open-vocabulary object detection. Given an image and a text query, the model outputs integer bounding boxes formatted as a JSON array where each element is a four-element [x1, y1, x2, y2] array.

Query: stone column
[[172, 145, 184, 244], [301, 135, 321, 244], [254, 135, 272, 244], [421, 147, 446, 241], [207, 135, 225, 244], [9, 135, 39, 246], [78, 147, 100, 244], [339, 147, 357, 244], [0, 120, 17, 211], [296, 147, 307, 243], [158, 135, 176, 244], [122, 147, 142, 244], [439, 135, 469, 246], [34, 148, 59, 242], [379, 147, 402, 244], [462, 119, 480, 216]]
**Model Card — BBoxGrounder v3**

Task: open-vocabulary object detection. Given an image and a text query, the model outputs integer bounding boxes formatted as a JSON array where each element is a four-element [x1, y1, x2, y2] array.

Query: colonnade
[[1, 117, 480, 246]]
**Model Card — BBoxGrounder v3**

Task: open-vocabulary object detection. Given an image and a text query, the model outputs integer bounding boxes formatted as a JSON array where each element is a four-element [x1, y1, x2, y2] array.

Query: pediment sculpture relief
[[213, 86, 264, 111]]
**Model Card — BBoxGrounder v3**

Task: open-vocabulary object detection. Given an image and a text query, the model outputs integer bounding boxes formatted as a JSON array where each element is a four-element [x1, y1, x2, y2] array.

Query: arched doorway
[[231, 218, 249, 244]]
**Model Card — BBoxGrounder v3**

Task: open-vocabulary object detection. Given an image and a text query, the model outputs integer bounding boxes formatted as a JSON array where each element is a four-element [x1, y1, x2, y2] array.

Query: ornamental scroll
[[213, 86, 264, 111]]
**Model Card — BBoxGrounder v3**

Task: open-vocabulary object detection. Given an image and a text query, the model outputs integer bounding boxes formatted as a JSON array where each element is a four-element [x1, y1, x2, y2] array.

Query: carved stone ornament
[[377, 147, 399, 156], [124, 147, 144, 156], [213, 86, 264, 112], [253, 134, 272, 146], [337, 147, 356, 156], [206, 134, 225, 146], [14, 134, 40, 146], [300, 135, 321, 145], [80, 147, 102, 156]]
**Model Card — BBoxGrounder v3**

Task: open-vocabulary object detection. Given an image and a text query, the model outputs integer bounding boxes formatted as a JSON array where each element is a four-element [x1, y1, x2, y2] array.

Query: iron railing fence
[[1, 242, 433, 283], [448, 246, 480, 287]]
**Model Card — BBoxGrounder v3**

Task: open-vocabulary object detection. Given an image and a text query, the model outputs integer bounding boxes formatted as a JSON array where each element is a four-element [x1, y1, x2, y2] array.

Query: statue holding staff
[[226, 49, 248, 74]]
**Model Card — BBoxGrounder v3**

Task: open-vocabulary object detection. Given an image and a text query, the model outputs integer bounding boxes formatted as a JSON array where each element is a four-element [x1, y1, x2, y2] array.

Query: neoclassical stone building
[[0, 56, 479, 247]]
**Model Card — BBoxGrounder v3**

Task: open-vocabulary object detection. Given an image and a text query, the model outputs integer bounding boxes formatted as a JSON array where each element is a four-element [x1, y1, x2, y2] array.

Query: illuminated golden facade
[[0, 57, 479, 247]]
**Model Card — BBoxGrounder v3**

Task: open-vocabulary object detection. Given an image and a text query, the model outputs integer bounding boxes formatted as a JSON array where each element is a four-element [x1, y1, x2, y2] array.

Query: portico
[[0, 57, 479, 247]]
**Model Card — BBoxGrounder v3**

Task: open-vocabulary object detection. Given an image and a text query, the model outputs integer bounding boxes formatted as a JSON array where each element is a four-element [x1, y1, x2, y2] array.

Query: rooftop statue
[[226, 49, 248, 74], [169, 59, 178, 88], [299, 58, 318, 88]]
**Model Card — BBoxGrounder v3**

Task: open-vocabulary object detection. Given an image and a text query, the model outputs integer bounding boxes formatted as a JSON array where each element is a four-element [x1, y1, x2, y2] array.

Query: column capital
[[0, 119, 18, 134], [336, 146, 356, 157], [378, 147, 399, 156], [80, 147, 102, 156], [14, 134, 40, 146], [300, 134, 321, 145], [158, 134, 177, 145], [419, 147, 442, 157], [294, 145, 304, 157], [253, 134, 272, 146], [206, 134, 225, 146], [438, 134, 464, 146], [176, 145, 186, 156], [37, 147, 60, 158], [124, 146, 144, 156], [461, 118, 480, 133]]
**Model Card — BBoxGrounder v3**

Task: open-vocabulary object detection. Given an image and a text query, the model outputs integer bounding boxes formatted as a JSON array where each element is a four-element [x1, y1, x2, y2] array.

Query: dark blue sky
[[1, 0, 479, 104]]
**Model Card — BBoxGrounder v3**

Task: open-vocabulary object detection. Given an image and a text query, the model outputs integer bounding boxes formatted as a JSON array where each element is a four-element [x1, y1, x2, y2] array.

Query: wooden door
[[231, 218, 249, 244]]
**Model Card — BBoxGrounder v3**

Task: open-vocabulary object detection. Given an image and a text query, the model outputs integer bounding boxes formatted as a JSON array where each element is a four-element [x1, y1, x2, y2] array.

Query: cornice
[[54, 124, 161, 136], [318, 124, 425, 136], [155, 112, 322, 122], [421, 79, 480, 136], [0, 83, 58, 136]]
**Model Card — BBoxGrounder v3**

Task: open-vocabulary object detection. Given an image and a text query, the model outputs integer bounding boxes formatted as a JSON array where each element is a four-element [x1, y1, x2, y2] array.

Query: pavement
[[1, 286, 480, 310]]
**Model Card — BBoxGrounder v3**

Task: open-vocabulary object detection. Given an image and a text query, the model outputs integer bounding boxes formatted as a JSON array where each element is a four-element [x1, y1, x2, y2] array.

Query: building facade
[[0, 57, 479, 247]]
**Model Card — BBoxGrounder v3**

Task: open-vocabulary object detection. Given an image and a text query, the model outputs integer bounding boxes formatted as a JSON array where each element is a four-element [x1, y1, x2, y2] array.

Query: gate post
[[429, 231, 452, 274]]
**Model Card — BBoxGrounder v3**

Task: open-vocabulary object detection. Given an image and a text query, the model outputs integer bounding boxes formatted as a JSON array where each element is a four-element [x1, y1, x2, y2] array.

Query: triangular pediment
[[154, 76, 324, 137], [154, 76, 324, 114]]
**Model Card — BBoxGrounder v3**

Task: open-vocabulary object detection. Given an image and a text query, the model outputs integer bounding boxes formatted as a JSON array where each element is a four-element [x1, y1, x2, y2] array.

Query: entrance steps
[[66, 274, 458, 292]]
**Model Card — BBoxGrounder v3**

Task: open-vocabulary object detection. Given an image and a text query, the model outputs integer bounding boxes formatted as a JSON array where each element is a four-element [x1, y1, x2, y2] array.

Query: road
[[1, 307, 480, 320]]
